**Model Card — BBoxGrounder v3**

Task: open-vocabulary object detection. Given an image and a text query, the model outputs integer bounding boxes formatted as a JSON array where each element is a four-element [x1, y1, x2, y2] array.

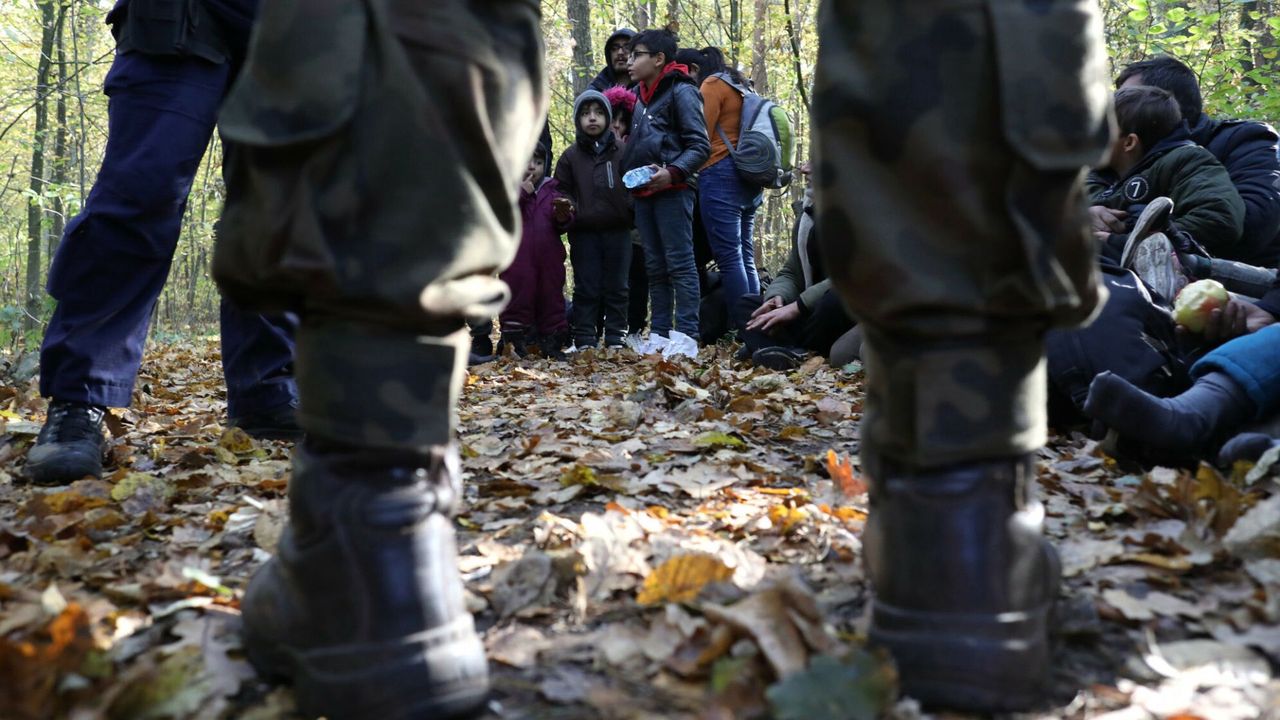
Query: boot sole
[[869, 600, 1053, 713], [246, 616, 490, 720]]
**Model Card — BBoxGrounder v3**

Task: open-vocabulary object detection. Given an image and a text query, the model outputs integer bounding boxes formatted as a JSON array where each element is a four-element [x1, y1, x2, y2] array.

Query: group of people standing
[[487, 28, 815, 363]]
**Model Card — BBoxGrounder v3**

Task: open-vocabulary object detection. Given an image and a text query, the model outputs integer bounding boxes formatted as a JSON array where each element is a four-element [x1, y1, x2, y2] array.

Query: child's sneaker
[[1130, 232, 1187, 305], [661, 331, 698, 360]]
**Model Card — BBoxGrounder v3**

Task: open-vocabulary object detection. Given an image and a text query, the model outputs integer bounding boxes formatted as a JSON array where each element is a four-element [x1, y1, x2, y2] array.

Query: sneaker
[[661, 330, 699, 360], [1119, 196, 1174, 268], [751, 345, 806, 370], [1129, 232, 1187, 304], [231, 401, 304, 441], [24, 400, 107, 485]]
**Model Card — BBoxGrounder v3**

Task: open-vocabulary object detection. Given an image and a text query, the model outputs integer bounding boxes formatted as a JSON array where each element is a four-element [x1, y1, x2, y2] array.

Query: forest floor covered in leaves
[[0, 339, 1278, 720]]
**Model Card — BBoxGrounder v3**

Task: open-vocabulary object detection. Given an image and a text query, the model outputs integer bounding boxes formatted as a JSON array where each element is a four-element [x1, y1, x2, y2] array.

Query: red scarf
[[639, 63, 691, 105]]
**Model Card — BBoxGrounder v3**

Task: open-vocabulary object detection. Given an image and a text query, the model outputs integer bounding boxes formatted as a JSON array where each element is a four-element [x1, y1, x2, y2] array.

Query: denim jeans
[[635, 189, 699, 337], [699, 158, 763, 330]]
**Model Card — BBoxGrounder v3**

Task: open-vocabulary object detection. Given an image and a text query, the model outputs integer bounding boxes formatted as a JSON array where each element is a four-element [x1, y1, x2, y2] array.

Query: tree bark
[[568, 0, 593, 95], [50, 1, 69, 254], [750, 0, 769, 94], [24, 0, 63, 330]]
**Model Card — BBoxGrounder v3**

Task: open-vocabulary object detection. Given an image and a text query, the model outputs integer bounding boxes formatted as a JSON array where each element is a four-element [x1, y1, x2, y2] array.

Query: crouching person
[[738, 163, 855, 369]]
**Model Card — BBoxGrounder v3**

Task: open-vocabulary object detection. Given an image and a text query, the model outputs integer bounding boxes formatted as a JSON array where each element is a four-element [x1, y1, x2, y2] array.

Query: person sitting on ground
[[737, 162, 855, 370], [1085, 269, 1280, 463], [555, 89, 635, 351], [1113, 55, 1280, 266], [1088, 85, 1244, 281]]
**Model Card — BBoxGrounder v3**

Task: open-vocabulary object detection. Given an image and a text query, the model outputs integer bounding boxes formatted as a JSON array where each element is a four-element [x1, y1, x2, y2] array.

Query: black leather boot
[[863, 454, 1059, 712], [242, 441, 488, 720]]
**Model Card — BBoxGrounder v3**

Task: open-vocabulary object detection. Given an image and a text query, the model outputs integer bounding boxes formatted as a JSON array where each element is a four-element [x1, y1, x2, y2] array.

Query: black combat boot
[[242, 441, 488, 720], [863, 454, 1059, 712], [24, 400, 107, 485]]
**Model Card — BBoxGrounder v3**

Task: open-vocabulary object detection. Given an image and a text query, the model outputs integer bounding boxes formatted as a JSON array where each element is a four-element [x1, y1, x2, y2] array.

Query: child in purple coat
[[499, 142, 571, 357]]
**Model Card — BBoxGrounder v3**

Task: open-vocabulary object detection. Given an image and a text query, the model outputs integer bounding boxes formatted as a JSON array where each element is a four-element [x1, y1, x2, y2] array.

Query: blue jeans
[[699, 158, 762, 330], [40, 50, 296, 418], [635, 189, 699, 337]]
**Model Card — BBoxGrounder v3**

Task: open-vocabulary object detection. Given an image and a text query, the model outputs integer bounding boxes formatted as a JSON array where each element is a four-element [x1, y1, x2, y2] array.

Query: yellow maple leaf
[[637, 554, 734, 605]]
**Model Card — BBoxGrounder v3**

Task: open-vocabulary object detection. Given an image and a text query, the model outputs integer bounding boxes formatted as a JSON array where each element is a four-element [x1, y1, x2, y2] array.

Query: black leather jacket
[[622, 70, 710, 187]]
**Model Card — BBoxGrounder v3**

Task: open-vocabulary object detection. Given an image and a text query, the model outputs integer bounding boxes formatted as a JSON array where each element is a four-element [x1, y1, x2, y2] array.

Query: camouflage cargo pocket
[[213, 0, 370, 312], [989, 0, 1112, 171]]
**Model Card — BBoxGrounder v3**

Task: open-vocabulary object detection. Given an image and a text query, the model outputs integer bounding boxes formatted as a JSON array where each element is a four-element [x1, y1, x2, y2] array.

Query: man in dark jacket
[[588, 28, 637, 93], [24, 0, 298, 486], [1113, 55, 1280, 266], [622, 28, 710, 359]]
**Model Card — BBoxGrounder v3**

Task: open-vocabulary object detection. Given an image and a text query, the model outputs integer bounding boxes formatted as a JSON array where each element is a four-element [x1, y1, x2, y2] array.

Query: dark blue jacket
[[1190, 115, 1280, 266]]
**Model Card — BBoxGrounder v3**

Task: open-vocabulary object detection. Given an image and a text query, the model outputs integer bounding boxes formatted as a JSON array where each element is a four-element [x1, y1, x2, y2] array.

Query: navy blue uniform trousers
[[39, 46, 296, 419]]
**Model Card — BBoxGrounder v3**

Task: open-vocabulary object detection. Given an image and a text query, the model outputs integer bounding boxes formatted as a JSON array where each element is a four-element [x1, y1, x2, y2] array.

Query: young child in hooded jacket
[[554, 89, 635, 350], [498, 141, 571, 356]]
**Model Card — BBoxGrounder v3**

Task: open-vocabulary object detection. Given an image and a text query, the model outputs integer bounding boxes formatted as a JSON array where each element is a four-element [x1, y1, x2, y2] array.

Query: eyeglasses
[[628, 51, 654, 61]]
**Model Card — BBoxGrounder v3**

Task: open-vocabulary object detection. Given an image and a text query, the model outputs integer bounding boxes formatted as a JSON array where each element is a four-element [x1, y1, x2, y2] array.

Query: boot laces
[[40, 401, 105, 445]]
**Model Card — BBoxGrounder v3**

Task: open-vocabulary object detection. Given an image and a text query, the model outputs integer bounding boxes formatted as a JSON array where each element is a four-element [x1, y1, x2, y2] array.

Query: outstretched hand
[[745, 301, 801, 333]]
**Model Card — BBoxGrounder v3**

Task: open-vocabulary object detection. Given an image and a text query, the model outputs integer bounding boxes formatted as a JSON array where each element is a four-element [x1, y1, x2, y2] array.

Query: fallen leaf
[[826, 450, 866, 496], [765, 652, 897, 720], [637, 554, 734, 605]]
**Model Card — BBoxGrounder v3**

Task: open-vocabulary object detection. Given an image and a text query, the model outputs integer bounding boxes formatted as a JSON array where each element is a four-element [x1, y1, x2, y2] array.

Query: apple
[[1173, 279, 1230, 333]]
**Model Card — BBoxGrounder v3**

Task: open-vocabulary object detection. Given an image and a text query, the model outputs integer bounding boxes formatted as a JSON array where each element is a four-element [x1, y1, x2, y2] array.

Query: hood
[[573, 89, 615, 152], [604, 27, 637, 53]]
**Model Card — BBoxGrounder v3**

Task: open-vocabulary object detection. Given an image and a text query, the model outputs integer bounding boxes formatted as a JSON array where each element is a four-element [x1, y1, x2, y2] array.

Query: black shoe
[[470, 332, 494, 358], [242, 442, 488, 720], [24, 400, 107, 485], [467, 351, 496, 366], [230, 401, 303, 441], [863, 454, 1059, 712], [497, 331, 528, 358], [751, 345, 806, 370]]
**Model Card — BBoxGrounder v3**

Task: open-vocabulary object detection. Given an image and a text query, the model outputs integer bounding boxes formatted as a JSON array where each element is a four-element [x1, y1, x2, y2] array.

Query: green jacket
[[764, 194, 830, 312], [1088, 137, 1245, 260]]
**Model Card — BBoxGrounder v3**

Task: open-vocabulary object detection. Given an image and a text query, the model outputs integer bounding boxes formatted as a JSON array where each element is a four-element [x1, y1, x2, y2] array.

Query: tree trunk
[[568, 0, 593, 95], [666, 0, 680, 31], [24, 0, 62, 330], [634, 0, 651, 29], [783, 0, 809, 110], [50, 3, 69, 254], [750, 0, 769, 94], [728, 0, 741, 65]]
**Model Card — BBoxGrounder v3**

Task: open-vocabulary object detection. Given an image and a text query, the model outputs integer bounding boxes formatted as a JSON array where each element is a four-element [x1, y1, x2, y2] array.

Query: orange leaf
[[826, 449, 867, 496]]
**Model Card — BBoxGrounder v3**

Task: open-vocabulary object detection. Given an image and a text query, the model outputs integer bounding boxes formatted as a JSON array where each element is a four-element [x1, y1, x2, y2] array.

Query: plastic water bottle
[[623, 166, 654, 189]]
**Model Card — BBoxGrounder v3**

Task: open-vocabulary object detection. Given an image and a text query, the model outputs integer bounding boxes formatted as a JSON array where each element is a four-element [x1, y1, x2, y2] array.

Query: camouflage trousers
[[814, 0, 1114, 467], [213, 0, 546, 449]]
